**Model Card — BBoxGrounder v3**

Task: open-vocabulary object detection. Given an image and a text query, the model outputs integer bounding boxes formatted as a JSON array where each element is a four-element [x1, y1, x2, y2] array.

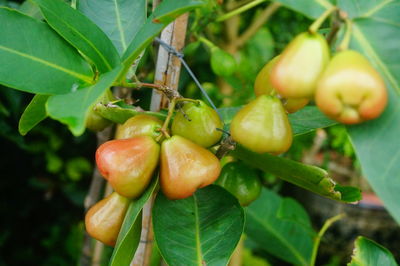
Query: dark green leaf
[[121, 0, 204, 70], [231, 144, 362, 203], [153, 185, 244, 266], [275, 0, 334, 19], [0, 8, 93, 94], [32, 0, 120, 73], [219, 106, 337, 136], [94, 101, 166, 124], [78, 0, 146, 55], [47, 66, 123, 136], [110, 177, 159, 266], [18, 94, 49, 135], [246, 189, 315, 265], [348, 236, 398, 266], [337, 0, 400, 224]]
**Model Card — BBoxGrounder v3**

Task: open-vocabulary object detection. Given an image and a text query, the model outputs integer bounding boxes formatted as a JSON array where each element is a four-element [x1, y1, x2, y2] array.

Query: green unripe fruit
[[255, 55, 309, 113], [230, 95, 293, 154], [210, 48, 236, 76], [215, 161, 262, 206], [86, 89, 114, 132], [171, 100, 223, 147], [271, 32, 330, 98], [115, 114, 163, 140], [315, 50, 387, 124]]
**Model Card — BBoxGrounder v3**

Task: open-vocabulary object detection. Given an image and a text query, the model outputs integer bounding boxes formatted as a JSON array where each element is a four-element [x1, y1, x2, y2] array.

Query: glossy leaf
[[18, 94, 49, 135], [121, 0, 204, 70], [78, 0, 146, 55], [219, 105, 337, 136], [275, 0, 333, 19], [153, 185, 244, 266], [47, 66, 123, 136], [32, 0, 120, 73], [0, 8, 93, 94], [246, 189, 315, 265], [348, 236, 398, 266], [109, 177, 159, 266], [230, 144, 361, 203], [94, 101, 166, 124], [336, 0, 400, 224]]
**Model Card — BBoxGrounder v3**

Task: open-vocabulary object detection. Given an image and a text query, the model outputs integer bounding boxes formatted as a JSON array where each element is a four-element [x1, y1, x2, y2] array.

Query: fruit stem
[[175, 98, 200, 105], [197, 36, 217, 50], [310, 213, 345, 266], [156, 98, 177, 142], [309, 6, 338, 34], [337, 19, 353, 51], [217, 0, 268, 22]]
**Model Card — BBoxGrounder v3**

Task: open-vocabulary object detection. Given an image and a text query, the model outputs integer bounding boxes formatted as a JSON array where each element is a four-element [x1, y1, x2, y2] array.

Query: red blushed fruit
[[96, 136, 160, 198], [315, 50, 387, 124], [85, 192, 130, 246], [160, 135, 221, 200]]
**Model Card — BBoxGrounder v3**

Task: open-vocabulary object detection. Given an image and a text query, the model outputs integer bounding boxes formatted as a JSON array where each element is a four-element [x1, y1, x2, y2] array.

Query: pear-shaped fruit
[[116, 114, 163, 140], [86, 89, 114, 132], [211, 48, 236, 76], [96, 136, 160, 198], [255, 55, 309, 113], [215, 161, 262, 206], [271, 32, 330, 98], [160, 135, 221, 199], [230, 95, 292, 154], [171, 100, 223, 147], [315, 50, 387, 124], [85, 192, 130, 246]]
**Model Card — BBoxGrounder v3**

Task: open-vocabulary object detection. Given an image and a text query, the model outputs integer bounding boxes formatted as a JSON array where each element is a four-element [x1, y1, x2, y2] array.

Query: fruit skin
[[85, 192, 130, 246], [115, 114, 163, 140], [215, 162, 262, 206], [210, 48, 236, 76], [271, 32, 330, 98], [160, 135, 221, 200], [96, 136, 160, 198], [255, 55, 309, 113], [315, 50, 387, 124], [171, 100, 223, 147], [230, 95, 292, 154], [86, 89, 114, 131]]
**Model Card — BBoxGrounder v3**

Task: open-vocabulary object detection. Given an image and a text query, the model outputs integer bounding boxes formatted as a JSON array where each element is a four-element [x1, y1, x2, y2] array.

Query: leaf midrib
[[193, 194, 203, 266], [0, 44, 93, 84], [247, 208, 309, 266], [113, 0, 127, 51], [362, 0, 394, 17]]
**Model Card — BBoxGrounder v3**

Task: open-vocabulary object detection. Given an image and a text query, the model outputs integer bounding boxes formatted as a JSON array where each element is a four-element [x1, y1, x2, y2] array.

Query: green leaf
[[47, 66, 123, 136], [336, 0, 400, 224], [230, 144, 362, 203], [121, 0, 204, 70], [94, 101, 167, 124], [110, 177, 159, 266], [18, 94, 49, 135], [348, 236, 398, 266], [19, 0, 42, 19], [219, 106, 337, 136], [32, 0, 120, 73], [153, 185, 244, 266], [78, 0, 146, 55], [246, 189, 315, 266], [275, 0, 333, 19], [0, 8, 93, 94]]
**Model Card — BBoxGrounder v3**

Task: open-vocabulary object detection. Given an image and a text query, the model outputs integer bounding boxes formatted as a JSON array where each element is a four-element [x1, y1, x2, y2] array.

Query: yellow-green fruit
[[86, 89, 114, 131], [115, 114, 163, 140], [230, 95, 292, 154], [315, 50, 387, 124], [255, 55, 309, 113], [271, 32, 330, 98], [211, 48, 236, 76], [171, 100, 223, 147]]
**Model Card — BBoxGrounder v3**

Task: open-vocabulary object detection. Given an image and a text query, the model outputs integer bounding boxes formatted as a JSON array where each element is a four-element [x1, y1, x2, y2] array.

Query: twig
[[235, 2, 281, 48]]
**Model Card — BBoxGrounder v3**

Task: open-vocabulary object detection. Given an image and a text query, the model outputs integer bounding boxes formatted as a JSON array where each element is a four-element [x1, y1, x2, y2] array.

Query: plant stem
[[309, 6, 338, 34], [337, 19, 353, 51], [198, 36, 217, 50], [310, 213, 345, 266], [217, 0, 268, 22], [156, 98, 176, 142]]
